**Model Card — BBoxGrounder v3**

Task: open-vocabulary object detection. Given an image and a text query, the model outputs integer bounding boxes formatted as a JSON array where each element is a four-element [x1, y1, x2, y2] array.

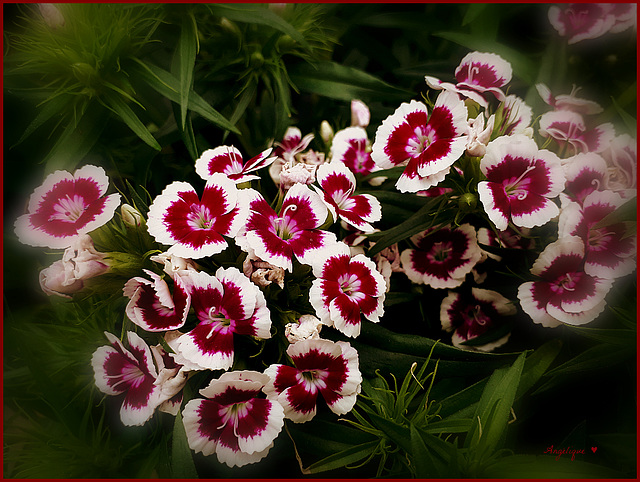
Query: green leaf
[[12, 94, 69, 148], [171, 411, 198, 478], [481, 455, 624, 478], [515, 339, 562, 398], [410, 423, 440, 478], [178, 13, 198, 128], [433, 31, 537, 84], [206, 4, 311, 51], [462, 4, 488, 26], [102, 95, 161, 151], [129, 59, 240, 135], [424, 418, 473, 434], [366, 198, 451, 257], [42, 104, 108, 173], [564, 325, 636, 346], [367, 411, 412, 453], [467, 352, 526, 458], [302, 440, 379, 474], [289, 61, 412, 102], [359, 190, 428, 211]]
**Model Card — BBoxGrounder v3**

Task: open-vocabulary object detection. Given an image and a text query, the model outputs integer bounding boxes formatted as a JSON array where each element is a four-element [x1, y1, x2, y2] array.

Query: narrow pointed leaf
[[179, 13, 198, 128], [103, 94, 161, 150], [303, 440, 379, 474], [12, 94, 69, 147], [171, 411, 198, 478]]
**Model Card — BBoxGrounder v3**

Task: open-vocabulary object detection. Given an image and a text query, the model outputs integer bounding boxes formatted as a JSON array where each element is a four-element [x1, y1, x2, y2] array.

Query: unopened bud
[[320, 121, 334, 144], [38, 3, 65, 29], [121, 204, 143, 227], [458, 193, 478, 212]]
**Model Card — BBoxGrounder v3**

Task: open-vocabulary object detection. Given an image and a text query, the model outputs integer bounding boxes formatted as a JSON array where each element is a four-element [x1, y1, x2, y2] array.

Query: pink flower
[[548, 4, 617, 45], [147, 174, 249, 259], [279, 160, 317, 191], [330, 126, 378, 177], [284, 314, 323, 343], [603, 134, 637, 195], [236, 184, 336, 272], [182, 370, 284, 468], [351, 99, 371, 128], [15, 165, 121, 249], [559, 152, 608, 206], [536, 83, 603, 116], [123, 269, 191, 332], [400, 224, 482, 289], [478, 135, 565, 231], [270, 127, 315, 184], [496, 95, 533, 136], [195, 145, 276, 184], [315, 162, 382, 233], [92, 331, 185, 426], [371, 92, 468, 193], [39, 234, 109, 298], [172, 267, 272, 371], [263, 339, 361, 423], [440, 288, 516, 352], [539, 111, 615, 155], [517, 236, 613, 327], [426, 51, 512, 107], [309, 243, 386, 338], [559, 190, 636, 280]]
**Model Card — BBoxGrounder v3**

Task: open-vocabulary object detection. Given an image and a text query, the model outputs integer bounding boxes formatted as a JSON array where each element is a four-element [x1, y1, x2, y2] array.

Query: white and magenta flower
[[440, 288, 516, 352], [536, 83, 603, 116], [309, 243, 386, 338], [147, 174, 249, 259], [270, 127, 315, 184], [426, 51, 512, 107], [123, 269, 191, 332], [496, 95, 533, 136], [559, 190, 636, 280], [330, 126, 377, 177], [466, 113, 495, 157], [39, 234, 110, 298], [548, 3, 617, 45], [478, 135, 565, 231], [279, 160, 317, 191], [263, 339, 361, 423], [195, 145, 276, 184], [173, 267, 272, 371], [400, 224, 482, 289], [517, 236, 613, 327], [92, 331, 169, 426], [15, 165, 121, 249], [315, 162, 382, 233], [371, 92, 468, 193], [539, 110, 615, 155], [182, 370, 284, 468], [603, 134, 637, 195], [560, 152, 608, 206], [236, 184, 336, 272]]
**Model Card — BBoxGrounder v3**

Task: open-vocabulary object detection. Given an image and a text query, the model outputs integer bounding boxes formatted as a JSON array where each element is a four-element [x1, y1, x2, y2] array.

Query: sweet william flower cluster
[[15, 41, 636, 468]]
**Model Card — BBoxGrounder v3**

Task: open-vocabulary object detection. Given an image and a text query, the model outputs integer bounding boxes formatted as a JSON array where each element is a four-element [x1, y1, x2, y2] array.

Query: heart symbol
[[591, 447, 598, 453]]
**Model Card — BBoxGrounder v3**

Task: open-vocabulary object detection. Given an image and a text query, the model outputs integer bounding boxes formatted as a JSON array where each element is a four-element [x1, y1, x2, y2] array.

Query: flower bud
[[121, 203, 143, 227], [351, 99, 370, 128], [458, 193, 478, 212], [38, 3, 65, 29], [320, 121, 334, 144]]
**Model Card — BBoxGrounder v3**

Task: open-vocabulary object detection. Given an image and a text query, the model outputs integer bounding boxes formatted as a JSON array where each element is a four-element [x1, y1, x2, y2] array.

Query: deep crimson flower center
[[338, 272, 361, 296], [51, 194, 87, 222], [273, 205, 299, 239], [504, 161, 536, 199], [463, 304, 490, 327], [187, 204, 215, 230], [110, 363, 146, 390], [218, 401, 252, 430]]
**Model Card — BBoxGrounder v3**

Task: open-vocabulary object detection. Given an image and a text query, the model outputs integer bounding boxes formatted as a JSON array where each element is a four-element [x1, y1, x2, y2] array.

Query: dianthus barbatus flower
[[371, 92, 468, 193], [478, 134, 565, 231], [536, 83, 603, 115], [330, 126, 377, 176], [147, 173, 249, 259], [15, 165, 121, 249], [559, 152, 608, 206], [195, 145, 276, 184], [263, 339, 361, 423], [559, 190, 636, 280], [173, 267, 272, 371], [440, 287, 516, 352], [309, 243, 386, 338], [539, 111, 615, 155], [548, 3, 617, 45], [517, 236, 613, 327], [182, 370, 284, 468], [426, 51, 512, 107], [400, 224, 482, 289], [603, 134, 637, 195], [92, 331, 165, 426], [315, 162, 382, 233], [123, 269, 191, 332], [236, 184, 336, 272]]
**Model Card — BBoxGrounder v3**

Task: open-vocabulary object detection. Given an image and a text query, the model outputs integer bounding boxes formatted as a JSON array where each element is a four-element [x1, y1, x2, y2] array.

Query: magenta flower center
[[463, 304, 490, 327], [51, 194, 87, 222], [504, 161, 537, 200], [407, 126, 436, 156], [273, 204, 299, 239], [427, 241, 454, 263], [298, 369, 328, 393], [552, 271, 582, 294], [109, 363, 146, 390], [338, 272, 362, 298], [187, 204, 215, 230], [218, 401, 251, 432]]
